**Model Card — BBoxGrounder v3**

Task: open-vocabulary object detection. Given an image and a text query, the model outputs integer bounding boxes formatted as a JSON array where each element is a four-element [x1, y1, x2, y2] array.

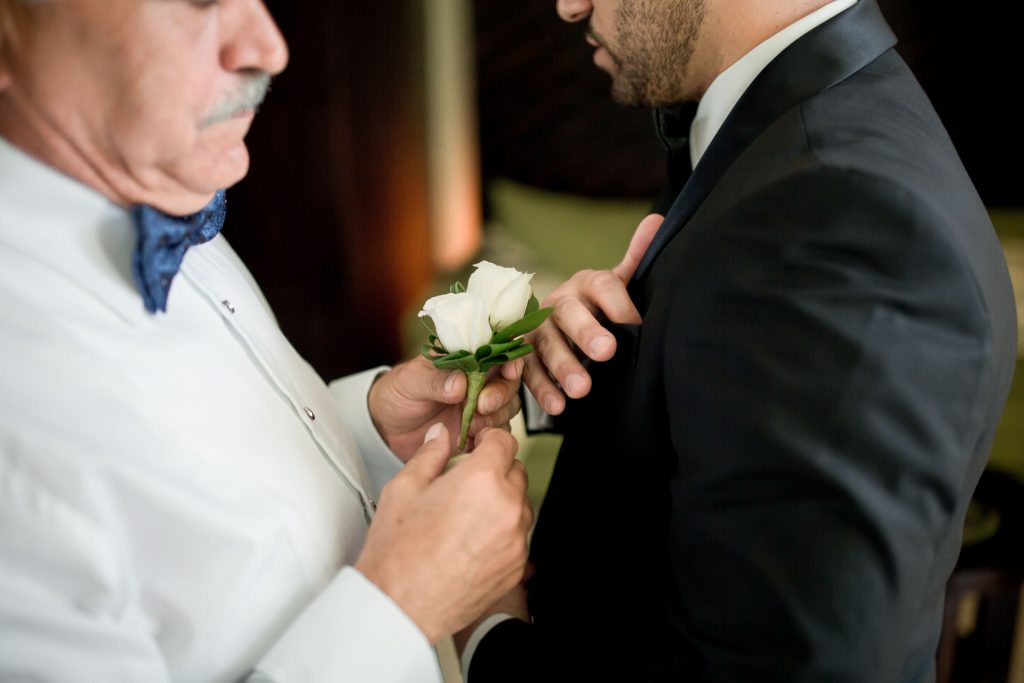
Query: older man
[[0, 1, 531, 681], [463, 0, 1018, 681]]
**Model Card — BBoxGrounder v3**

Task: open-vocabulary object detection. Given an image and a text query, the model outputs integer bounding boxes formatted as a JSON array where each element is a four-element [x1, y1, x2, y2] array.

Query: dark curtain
[[474, 0, 1022, 207], [228, 1, 432, 380], [226, 1, 1019, 380]]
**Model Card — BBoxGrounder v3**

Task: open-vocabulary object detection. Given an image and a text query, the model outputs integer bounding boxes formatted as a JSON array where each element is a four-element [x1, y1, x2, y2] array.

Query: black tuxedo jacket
[[472, 2, 1017, 681]]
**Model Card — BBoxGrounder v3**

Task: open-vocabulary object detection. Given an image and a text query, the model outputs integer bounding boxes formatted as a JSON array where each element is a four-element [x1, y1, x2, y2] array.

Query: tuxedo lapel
[[632, 0, 897, 281]]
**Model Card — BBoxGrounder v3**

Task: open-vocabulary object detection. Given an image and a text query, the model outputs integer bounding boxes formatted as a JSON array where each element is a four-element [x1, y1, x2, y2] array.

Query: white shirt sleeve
[[252, 567, 442, 683], [0, 463, 440, 683], [328, 366, 405, 499], [0, 456, 172, 682]]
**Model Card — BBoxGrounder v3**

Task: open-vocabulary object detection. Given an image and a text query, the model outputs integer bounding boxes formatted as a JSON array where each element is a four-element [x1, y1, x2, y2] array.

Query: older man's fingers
[[476, 372, 521, 415], [500, 358, 525, 382], [469, 394, 522, 435], [401, 424, 453, 485], [471, 428, 520, 473], [391, 355, 466, 405]]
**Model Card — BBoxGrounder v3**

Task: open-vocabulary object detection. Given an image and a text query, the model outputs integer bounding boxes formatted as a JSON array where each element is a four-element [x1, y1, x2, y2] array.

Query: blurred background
[[235, 2, 1023, 680]]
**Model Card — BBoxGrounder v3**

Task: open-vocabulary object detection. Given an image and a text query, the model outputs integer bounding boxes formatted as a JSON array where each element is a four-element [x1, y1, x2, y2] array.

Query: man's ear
[[0, 1, 27, 91], [0, 49, 10, 92], [0, 37, 11, 91]]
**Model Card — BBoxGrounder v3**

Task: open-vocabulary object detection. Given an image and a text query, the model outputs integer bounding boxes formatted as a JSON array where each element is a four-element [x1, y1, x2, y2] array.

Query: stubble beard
[[609, 0, 706, 108]]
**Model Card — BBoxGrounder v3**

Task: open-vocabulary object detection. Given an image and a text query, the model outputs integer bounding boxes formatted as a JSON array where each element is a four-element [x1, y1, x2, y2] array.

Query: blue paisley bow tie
[[130, 190, 227, 314]]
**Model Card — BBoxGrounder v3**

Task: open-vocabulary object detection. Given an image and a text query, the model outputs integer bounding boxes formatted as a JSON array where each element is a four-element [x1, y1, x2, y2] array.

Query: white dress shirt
[[464, 0, 858, 678], [0, 136, 442, 682], [689, 0, 857, 169]]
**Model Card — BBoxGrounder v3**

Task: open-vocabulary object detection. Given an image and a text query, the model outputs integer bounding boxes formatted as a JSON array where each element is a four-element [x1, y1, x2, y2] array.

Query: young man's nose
[[556, 0, 593, 23]]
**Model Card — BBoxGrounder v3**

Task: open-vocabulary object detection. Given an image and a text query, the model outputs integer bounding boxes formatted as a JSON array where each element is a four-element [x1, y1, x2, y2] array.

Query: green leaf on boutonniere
[[478, 344, 535, 371], [525, 294, 540, 317], [449, 281, 466, 294], [490, 307, 553, 344], [474, 340, 526, 361], [479, 357, 507, 371], [500, 343, 534, 361], [432, 354, 480, 373], [419, 316, 437, 337]]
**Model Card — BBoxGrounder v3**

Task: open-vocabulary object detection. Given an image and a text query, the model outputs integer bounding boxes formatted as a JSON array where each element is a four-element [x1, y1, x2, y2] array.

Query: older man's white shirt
[[0, 137, 441, 682]]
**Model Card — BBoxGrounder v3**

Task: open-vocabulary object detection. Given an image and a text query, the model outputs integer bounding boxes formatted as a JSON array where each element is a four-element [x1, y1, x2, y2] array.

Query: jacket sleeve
[[656, 169, 994, 680], [470, 169, 1002, 681]]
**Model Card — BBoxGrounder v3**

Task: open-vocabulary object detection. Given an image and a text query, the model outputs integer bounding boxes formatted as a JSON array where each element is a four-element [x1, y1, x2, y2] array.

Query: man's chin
[[610, 80, 647, 108], [196, 139, 251, 188], [153, 146, 249, 215]]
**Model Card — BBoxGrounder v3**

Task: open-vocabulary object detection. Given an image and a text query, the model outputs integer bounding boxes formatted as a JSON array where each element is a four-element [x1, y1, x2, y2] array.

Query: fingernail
[[544, 396, 561, 414], [444, 373, 458, 396], [424, 423, 445, 443], [478, 392, 496, 414], [589, 335, 613, 356], [566, 374, 586, 396]]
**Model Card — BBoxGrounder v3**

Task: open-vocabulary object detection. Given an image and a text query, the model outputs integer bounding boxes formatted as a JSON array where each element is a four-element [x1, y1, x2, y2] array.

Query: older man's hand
[[508, 213, 663, 415], [369, 356, 523, 461], [355, 425, 533, 644]]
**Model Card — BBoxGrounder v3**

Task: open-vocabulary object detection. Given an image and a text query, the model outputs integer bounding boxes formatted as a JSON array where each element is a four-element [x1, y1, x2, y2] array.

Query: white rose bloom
[[418, 291, 492, 353], [467, 261, 535, 330]]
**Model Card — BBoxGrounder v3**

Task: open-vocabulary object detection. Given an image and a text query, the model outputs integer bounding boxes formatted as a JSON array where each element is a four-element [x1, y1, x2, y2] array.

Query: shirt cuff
[[521, 387, 556, 434], [328, 367, 404, 499], [460, 613, 517, 681], [254, 566, 441, 683]]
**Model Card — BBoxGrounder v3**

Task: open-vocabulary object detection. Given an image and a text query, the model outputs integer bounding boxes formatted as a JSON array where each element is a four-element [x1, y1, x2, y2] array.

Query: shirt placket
[[180, 254, 377, 525]]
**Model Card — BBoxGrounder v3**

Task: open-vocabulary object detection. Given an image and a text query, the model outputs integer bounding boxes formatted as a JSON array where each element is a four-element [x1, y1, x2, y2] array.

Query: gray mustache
[[200, 73, 272, 129]]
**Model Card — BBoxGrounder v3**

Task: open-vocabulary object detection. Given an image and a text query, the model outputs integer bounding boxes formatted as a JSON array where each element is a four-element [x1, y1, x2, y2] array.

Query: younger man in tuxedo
[[463, 1, 1018, 680]]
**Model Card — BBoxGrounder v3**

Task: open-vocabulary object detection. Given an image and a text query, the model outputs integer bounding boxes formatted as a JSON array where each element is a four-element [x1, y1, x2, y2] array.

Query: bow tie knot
[[130, 190, 227, 314]]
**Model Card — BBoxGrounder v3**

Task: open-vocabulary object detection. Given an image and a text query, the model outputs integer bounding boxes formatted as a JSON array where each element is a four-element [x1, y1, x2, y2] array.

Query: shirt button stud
[[221, 299, 236, 314], [304, 407, 316, 421]]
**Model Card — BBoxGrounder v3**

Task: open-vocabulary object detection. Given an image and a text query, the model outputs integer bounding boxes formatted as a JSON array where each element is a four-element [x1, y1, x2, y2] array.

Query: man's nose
[[556, 0, 593, 23], [221, 0, 290, 76]]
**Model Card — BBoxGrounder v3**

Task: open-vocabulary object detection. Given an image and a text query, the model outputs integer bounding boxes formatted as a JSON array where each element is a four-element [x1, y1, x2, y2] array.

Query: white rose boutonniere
[[419, 261, 553, 450]]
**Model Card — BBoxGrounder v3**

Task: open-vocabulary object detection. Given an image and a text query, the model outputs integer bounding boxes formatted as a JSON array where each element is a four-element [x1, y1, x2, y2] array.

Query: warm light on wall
[[424, 0, 483, 271]]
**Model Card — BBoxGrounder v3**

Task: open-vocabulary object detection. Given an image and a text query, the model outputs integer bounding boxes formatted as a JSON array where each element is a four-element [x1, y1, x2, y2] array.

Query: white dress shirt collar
[[689, 0, 857, 168], [0, 136, 146, 323]]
